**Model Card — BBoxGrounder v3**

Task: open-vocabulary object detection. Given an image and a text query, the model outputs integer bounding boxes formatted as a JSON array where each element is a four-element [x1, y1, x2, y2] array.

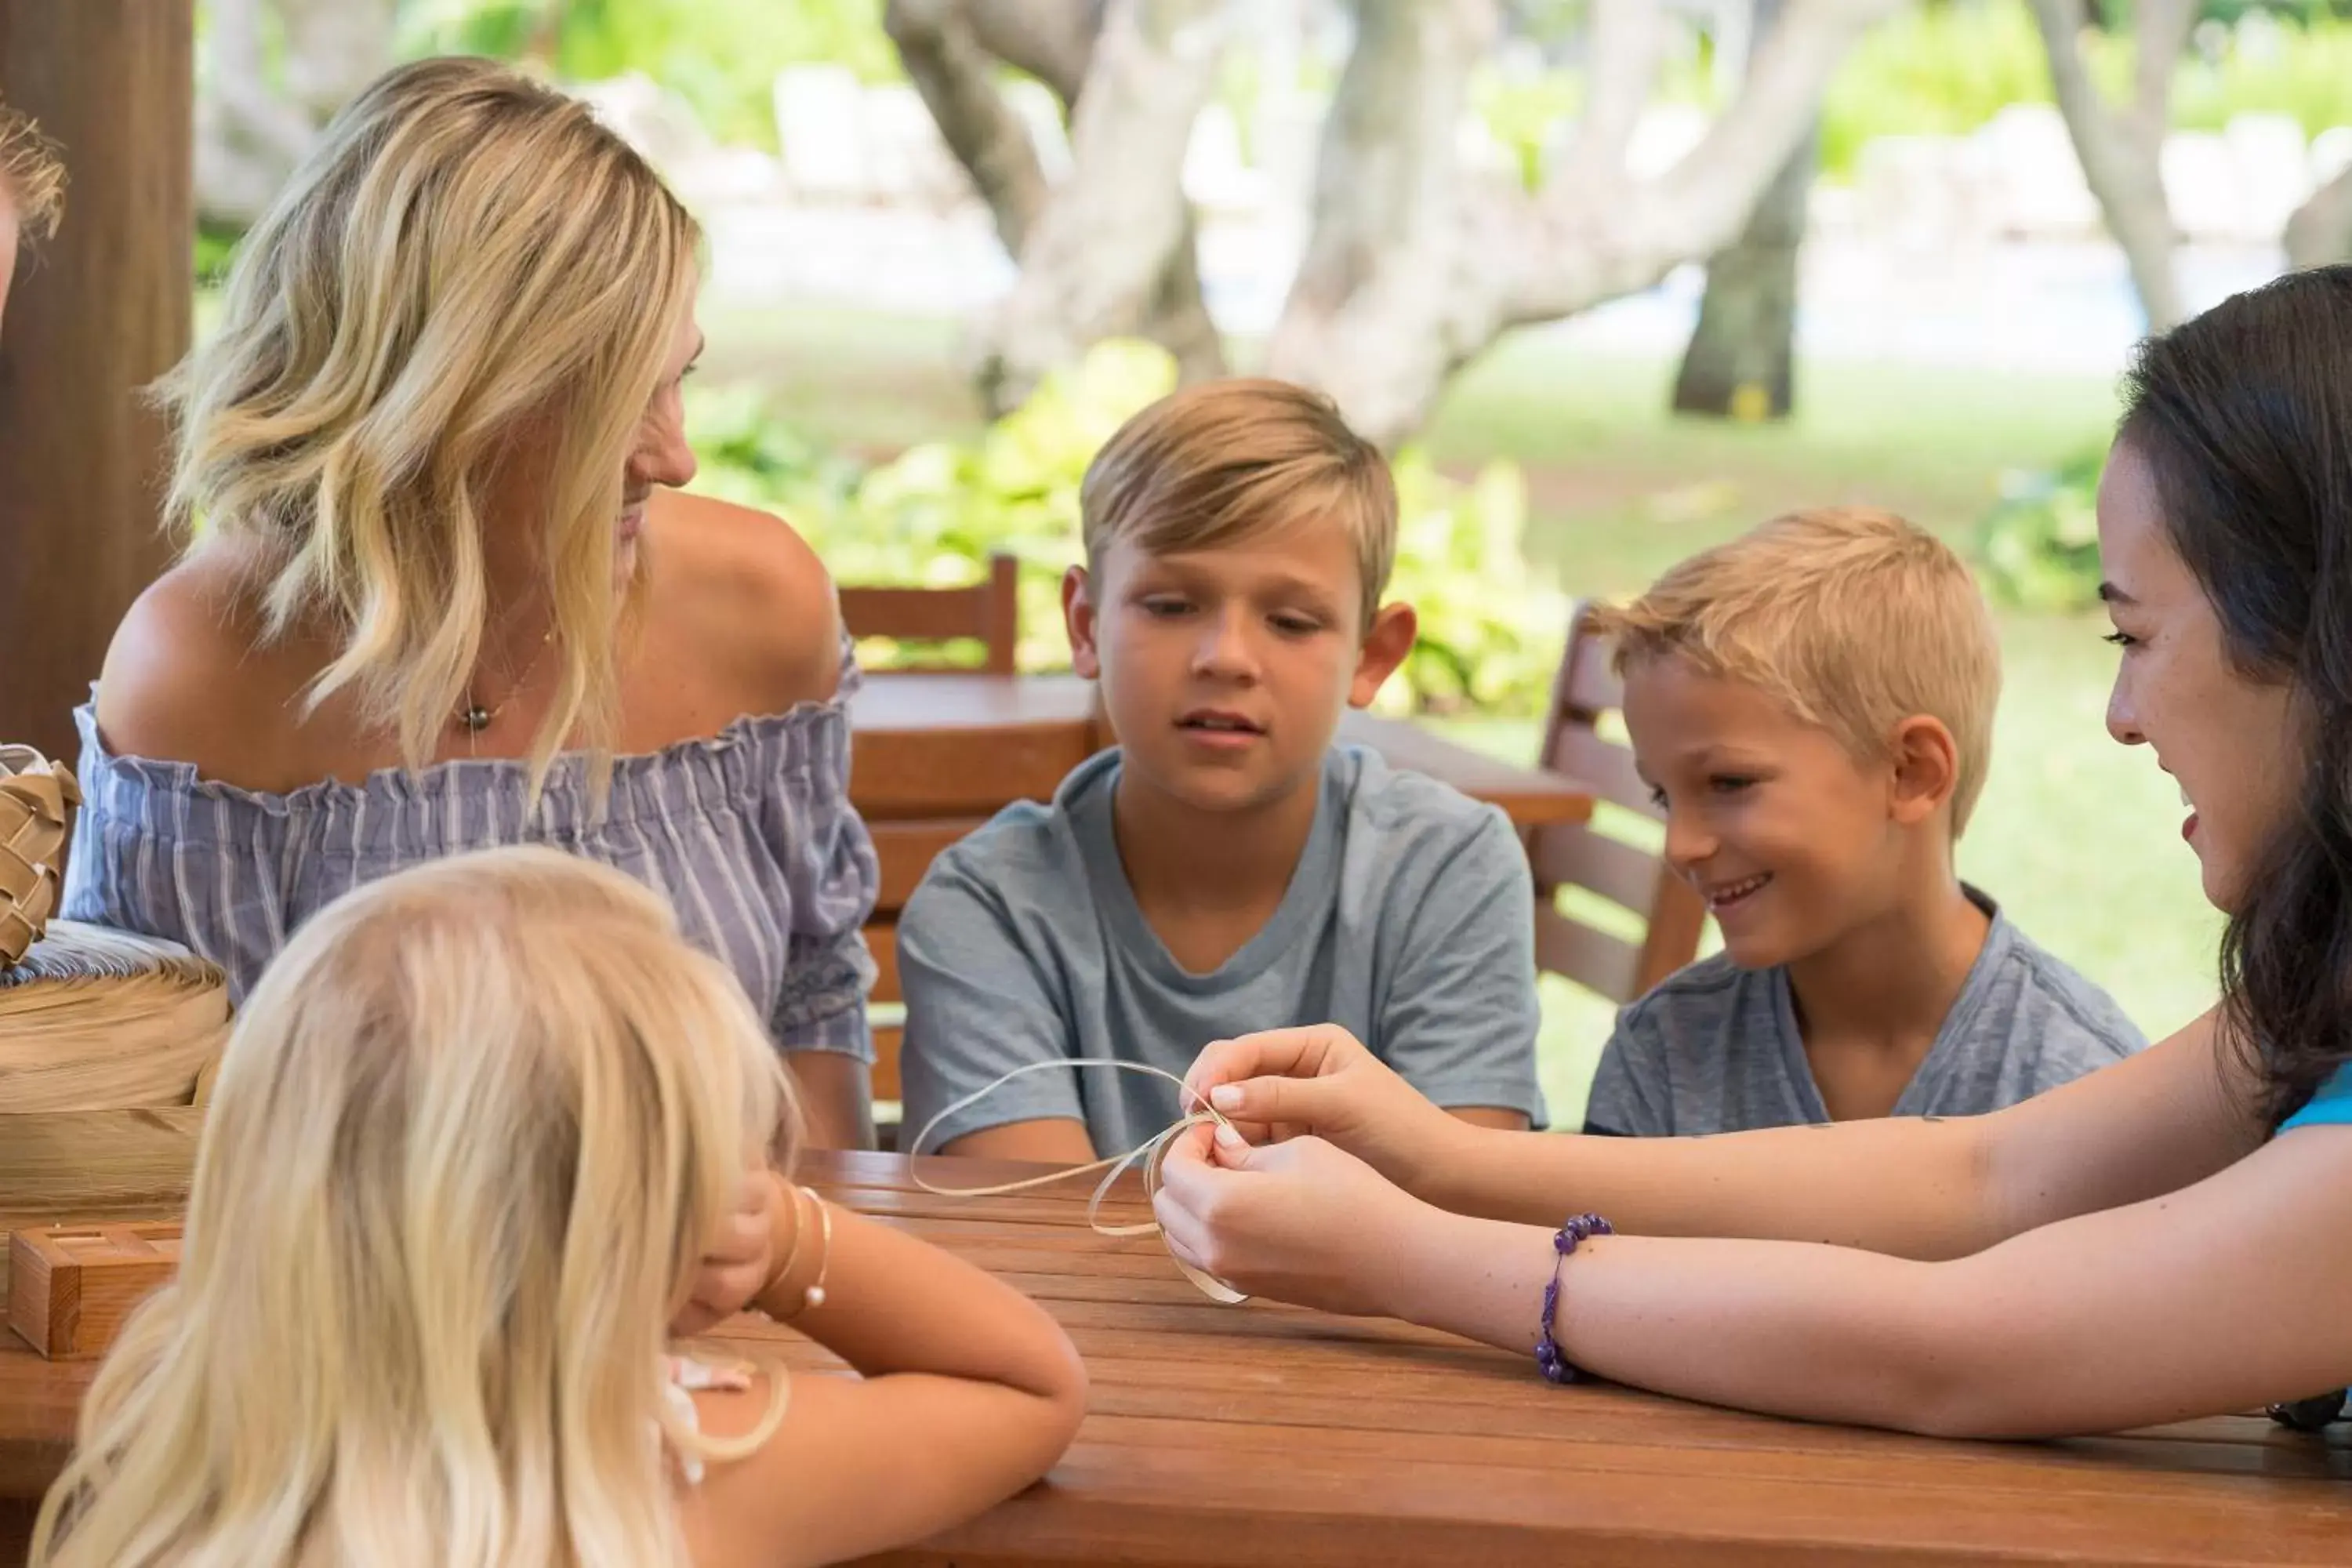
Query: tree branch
[[2286, 163, 2352, 271], [964, 0, 1106, 103], [1261, 0, 1500, 447], [1511, 0, 1900, 326], [975, 0, 1232, 411], [884, 0, 1053, 255], [2027, 0, 2189, 328], [1552, 0, 1668, 191]]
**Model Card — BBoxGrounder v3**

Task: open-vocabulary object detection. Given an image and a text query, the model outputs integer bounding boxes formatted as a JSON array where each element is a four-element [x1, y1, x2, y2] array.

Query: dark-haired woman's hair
[[2118, 264, 2352, 1127]]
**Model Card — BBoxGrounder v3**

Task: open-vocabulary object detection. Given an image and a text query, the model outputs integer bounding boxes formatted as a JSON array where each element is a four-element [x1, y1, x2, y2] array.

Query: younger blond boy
[[898, 379, 1546, 1160], [1582, 507, 2142, 1137]]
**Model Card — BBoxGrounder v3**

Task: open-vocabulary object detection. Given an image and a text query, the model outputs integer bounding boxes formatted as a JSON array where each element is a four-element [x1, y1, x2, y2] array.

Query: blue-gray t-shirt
[[897, 745, 1548, 1154], [1583, 888, 2144, 1136]]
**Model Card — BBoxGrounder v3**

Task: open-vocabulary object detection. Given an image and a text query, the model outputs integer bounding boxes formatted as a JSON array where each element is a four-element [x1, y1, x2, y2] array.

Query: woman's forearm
[[1428, 1113, 2001, 1261], [1387, 1207, 1968, 1434]]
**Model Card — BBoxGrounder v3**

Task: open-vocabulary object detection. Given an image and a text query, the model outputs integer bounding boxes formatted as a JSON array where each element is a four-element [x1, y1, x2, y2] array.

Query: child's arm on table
[[682, 1175, 1087, 1568]]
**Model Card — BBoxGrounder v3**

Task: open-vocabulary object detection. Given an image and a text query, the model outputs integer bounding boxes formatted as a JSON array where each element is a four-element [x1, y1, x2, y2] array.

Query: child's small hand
[[673, 1168, 791, 1338]]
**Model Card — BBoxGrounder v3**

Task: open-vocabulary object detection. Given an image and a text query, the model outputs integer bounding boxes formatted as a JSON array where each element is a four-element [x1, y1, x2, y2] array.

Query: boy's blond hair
[[0, 101, 65, 241], [1080, 378, 1396, 628], [1591, 507, 2001, 835]]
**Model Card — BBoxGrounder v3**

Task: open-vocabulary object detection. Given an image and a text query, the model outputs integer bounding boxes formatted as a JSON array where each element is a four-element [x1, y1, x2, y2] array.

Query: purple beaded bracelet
[[1534, 1212, 1613, 1385]]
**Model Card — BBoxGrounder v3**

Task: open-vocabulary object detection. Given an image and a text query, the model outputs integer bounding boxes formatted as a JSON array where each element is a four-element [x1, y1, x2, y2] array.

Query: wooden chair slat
[[851, 724, 1092, 818], [1526, 604, 1710, 1007], [1544, 724, 1650, 816], [866, 919, 901, 1004], [1559, 621, 1622, 714], [1529, 820, 1659, 913], [1533, 904, 1639, 1004], [869, 818, 982, 913], [837, 553, 1021, 676]]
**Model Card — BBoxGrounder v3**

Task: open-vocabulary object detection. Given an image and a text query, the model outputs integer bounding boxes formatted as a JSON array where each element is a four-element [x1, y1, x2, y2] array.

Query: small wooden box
[[6, 1221, 181, 1359]]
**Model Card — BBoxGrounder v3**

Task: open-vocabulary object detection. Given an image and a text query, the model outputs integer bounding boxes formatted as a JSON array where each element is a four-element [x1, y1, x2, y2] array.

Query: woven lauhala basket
[[0, 743, 79, 970]]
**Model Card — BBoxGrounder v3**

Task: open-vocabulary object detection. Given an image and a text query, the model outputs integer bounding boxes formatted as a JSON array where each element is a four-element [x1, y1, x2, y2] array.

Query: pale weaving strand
[[902, 1058, 1248, 1305]]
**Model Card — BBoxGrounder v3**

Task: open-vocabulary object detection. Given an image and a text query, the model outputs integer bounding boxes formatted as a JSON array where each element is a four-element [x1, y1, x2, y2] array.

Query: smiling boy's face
[[1623, 654, 1915, 970], [1065, 512, 1414, 817]]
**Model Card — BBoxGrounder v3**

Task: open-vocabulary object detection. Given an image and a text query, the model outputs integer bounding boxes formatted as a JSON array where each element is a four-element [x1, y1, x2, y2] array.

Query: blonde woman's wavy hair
[[160, 56, 702, 790], [31, 847, 798, 1568]]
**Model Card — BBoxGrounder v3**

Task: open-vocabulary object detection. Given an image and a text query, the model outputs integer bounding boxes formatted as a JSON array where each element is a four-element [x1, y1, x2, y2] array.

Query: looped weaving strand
[[902, 1059, 1249, 1305]]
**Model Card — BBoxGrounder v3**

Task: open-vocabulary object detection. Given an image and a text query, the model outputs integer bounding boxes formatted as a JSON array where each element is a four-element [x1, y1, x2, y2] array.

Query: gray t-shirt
[[898, 745, 1547, 1155], [1583, 890, 2143, 1136]]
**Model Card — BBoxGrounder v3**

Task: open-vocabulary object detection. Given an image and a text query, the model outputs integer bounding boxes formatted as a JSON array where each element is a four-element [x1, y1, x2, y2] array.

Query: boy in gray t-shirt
[[1579, 508, 2144, 1138], [897, 380, 1545, 1160]]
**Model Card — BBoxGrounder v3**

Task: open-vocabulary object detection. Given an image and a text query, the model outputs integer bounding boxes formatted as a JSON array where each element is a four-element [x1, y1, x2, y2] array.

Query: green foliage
[[1977, 451, 2107, 614], [2158, 21, 2352, 136], [1820, 2, 2352, 179], [1472, 67, 1581, 193], [1819, 0, 2054, 180], [397, 0, 898, 150], [688, 340, 1564, 714]]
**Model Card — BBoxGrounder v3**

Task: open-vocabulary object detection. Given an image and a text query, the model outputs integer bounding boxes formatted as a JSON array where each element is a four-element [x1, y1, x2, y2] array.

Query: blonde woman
[[63, 57, 883, 1145], [0, 96, 67, 325], [31, 847, 1087, 1568]]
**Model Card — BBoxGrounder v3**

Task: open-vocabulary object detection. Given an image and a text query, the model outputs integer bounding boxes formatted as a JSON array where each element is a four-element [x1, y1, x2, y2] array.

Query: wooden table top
[[11, 1150, 2352, 1565], [848, 673, 1592, 829]]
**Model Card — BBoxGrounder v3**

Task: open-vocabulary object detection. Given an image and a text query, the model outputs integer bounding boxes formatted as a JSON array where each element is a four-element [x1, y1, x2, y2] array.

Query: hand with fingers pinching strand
[[1184, 1024, 1477, 1200], [1149, 1120, 1443, 1319]]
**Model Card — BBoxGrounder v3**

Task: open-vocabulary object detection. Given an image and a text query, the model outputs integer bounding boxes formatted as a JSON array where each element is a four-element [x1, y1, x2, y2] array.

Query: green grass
[[699, 303, 2219, 1129]]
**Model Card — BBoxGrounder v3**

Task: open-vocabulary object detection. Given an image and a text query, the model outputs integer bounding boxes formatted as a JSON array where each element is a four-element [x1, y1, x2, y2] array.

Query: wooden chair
[[1526, 604, 1710, 1005], [837, 552, 1022, 675], [835, 552, 1024, 1137]]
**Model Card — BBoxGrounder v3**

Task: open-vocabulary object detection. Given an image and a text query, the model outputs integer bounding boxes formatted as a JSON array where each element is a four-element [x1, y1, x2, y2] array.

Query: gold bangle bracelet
[[797, 1187, 833, 1312]]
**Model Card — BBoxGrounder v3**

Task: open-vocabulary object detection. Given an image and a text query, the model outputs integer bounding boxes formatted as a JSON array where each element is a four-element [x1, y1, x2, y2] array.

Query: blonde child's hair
[[157, 56, 702, 797], [32, 847, 797, 1568], [1080, 378, 1397, 628], [0, 99, 65, 240], [1590, 506, 2002, 835]]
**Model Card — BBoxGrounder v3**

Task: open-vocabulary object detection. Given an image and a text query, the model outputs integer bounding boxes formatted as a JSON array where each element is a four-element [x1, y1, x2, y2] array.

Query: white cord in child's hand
[[905, 1058, 1252, 1305]]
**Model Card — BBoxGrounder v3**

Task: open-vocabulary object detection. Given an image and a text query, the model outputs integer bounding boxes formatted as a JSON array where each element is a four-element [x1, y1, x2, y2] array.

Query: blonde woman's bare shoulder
[[92, 547, 313, 786], [650, 491, 844, 712]]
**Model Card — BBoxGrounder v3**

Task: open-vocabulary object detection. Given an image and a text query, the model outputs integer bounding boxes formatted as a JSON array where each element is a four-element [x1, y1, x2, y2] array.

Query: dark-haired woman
[[1149, 266, 2352, 1439]]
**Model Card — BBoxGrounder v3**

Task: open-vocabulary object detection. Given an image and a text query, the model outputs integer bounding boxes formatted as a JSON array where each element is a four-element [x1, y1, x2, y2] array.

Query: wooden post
[[0, 2, 194, 765]]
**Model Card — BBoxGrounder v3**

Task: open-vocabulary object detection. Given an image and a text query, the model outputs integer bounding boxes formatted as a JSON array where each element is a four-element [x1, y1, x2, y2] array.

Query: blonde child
[[33, 847, 1085, 1568], [1583, 508, 2140, 1135], [898, 379, 1545, 1163]]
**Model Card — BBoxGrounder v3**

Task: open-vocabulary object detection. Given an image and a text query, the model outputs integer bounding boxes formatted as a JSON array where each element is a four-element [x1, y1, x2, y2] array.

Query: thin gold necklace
[[456, 629, 553, 750]]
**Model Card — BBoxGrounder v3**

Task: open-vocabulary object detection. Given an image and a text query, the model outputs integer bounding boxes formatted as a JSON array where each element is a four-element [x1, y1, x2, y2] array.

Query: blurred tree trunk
[[885, 0, 1225, 412], [2027, 0, 2194, 332], [895, 0, 1896, 448], [1272, 0, 1898, 448], [198, 0, 395, 226], [1671, 0, 1817, 422], [2285, 165, 2352, 270]]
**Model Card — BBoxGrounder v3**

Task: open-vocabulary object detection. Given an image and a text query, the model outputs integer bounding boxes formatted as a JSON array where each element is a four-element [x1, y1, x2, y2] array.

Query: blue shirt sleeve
[[895, 851, 1090, 1153], [2280, 1062, 2352, 1132]]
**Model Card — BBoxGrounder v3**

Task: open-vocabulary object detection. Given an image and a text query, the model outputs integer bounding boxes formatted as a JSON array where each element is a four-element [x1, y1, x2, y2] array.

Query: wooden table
[[7, 1151, 2352, 1565], [848, 673, 1592, 829]]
